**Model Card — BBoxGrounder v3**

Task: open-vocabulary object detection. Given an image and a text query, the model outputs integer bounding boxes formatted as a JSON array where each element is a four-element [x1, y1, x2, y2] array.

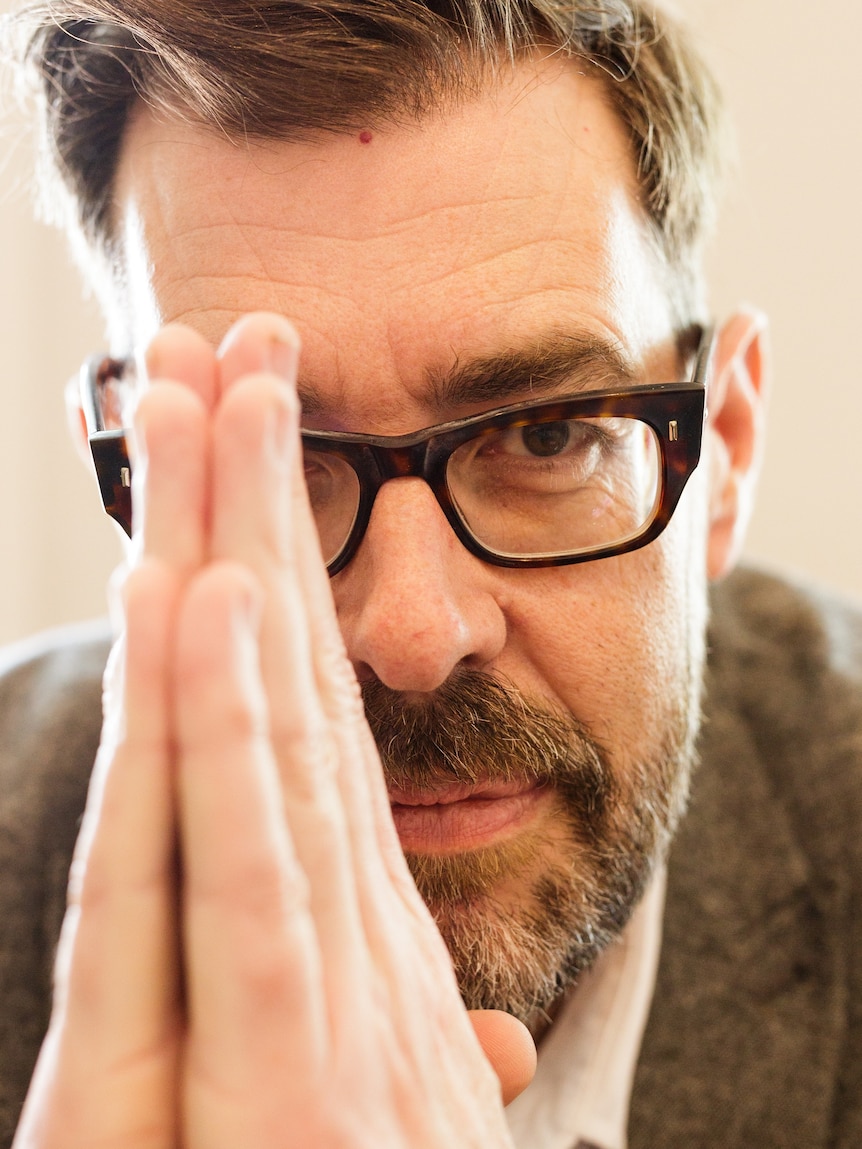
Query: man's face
[[115, 58, 711, 1025]]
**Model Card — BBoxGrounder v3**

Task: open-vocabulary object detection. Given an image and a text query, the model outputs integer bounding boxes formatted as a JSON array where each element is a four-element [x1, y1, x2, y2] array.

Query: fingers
[[215, 312, 301, 398], [210, 315, 391, 887], [173, 563, 330, 1141], [213, 314, 402, 874], [18, 322, 222, 1147], [133, 324, 218, 571], [133, 383, 209, 571], [145, 323, 219, 413], [122, 314, 517, 1143], [466, 1011, 538, 1107], [15, 561, 181, 1149], [210, 313, 418, 951], [205, 364, 372, 1009], [207, 320, 477, 1135], [68, 561, 181, 1040]]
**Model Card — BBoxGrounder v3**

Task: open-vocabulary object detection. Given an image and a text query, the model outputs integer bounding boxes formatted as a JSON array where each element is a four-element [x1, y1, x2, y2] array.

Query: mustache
[[361, 668, 614, 836]]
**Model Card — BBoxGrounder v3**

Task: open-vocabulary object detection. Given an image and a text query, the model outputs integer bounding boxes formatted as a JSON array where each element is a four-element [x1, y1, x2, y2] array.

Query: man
[[2, 1, 861, 1146]]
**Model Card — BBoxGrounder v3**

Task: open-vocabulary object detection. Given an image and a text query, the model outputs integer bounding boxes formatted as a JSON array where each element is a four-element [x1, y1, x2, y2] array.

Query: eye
[[474, 418, 598, 462], [520, 421, 570, 457]]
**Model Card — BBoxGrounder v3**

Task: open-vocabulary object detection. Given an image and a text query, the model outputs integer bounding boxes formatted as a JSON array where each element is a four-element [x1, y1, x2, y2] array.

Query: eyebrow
[[297, 329, 645, 421], [425, 331, 644, 411]]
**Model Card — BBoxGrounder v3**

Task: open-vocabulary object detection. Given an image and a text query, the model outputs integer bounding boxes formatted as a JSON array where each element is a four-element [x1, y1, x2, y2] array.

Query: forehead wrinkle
[[288, 192, 545, 240], [151, 271, 288, 338], [233, 216, 564, 298]]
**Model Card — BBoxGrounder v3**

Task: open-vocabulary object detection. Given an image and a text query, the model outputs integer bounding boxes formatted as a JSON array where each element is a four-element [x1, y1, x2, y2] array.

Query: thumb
[[467, 1009, 537, 1106]]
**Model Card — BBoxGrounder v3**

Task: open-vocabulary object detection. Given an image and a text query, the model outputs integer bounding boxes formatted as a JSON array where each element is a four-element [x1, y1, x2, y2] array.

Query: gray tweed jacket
[[1, 567, 861, 1148]]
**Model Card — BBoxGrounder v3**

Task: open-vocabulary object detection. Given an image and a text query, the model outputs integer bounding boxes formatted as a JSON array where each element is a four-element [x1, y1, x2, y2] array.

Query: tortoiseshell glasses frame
[[80, 325, 712, 574]]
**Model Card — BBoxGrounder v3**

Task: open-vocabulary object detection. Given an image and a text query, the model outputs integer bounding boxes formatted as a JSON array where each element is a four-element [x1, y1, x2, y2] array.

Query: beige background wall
[[1, 0, 860, 648]]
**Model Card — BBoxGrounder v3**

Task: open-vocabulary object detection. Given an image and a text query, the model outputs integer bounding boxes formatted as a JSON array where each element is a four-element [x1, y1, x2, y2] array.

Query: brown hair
[[6, 0, 727, 318]]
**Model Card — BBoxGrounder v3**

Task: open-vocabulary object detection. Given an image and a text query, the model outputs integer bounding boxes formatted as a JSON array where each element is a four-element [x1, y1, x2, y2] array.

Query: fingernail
[[265, 328, 301, 383], [216, 313, 302, 382]]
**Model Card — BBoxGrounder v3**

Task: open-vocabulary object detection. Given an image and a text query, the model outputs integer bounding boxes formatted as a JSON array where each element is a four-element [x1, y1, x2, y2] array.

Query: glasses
[[80, 326, 712, 573]]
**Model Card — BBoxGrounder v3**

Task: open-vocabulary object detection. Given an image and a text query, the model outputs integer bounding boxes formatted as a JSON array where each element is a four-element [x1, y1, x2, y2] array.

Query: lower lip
[[390, 785, 550, 854]]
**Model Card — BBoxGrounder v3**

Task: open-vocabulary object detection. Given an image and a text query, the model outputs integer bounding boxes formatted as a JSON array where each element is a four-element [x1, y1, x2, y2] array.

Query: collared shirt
[[505, 866, 667, 1149]]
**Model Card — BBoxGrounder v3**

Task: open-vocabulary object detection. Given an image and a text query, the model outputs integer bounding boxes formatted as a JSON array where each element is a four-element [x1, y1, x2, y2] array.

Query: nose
[[333, 478, 508, 693]]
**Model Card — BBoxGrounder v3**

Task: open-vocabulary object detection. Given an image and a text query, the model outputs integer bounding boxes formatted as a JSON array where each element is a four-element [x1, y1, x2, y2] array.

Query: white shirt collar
[[505, 865, 667, 1149]]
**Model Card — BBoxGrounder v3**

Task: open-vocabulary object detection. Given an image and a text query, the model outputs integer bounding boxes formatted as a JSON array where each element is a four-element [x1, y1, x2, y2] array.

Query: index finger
[[132, 324, 218, 571]]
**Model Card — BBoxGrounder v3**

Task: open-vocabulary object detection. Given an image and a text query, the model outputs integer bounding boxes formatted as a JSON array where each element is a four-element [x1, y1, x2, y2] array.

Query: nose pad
[[332, 478, 507, 693]]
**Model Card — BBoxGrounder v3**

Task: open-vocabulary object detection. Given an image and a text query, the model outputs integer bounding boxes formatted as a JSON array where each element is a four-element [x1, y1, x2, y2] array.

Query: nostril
[[342, 585, 484, 692]]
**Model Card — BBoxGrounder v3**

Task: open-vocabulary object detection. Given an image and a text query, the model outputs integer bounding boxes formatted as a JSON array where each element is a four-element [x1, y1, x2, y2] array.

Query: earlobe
[[705, 308, 771, 580]]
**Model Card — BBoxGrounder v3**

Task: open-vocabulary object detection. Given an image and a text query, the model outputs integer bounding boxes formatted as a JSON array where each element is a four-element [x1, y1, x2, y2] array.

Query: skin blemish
[[359, 130, 373, 144]]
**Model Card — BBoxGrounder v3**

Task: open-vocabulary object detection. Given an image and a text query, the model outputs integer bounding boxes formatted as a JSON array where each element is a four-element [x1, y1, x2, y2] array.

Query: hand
[[14, 315, 536, 1148]]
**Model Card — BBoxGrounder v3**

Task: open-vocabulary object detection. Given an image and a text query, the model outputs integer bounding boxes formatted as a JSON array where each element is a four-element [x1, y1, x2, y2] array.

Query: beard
[[362, 667, 701, 1031]]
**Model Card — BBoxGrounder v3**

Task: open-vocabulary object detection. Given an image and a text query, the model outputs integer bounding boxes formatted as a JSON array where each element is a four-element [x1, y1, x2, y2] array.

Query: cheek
[[506, 510, 708, 757]]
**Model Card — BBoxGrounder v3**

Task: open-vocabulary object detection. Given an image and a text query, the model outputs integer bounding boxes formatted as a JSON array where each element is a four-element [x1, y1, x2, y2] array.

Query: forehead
[[115, 57, 676, 424]]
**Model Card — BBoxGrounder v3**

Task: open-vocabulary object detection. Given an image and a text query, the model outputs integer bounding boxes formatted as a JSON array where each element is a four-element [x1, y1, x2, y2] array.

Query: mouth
[[388, 778, 552, 854]]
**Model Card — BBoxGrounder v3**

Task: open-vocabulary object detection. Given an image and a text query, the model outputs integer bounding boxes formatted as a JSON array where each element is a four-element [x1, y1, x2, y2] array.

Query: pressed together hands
[[14, 314, 536, 1149]]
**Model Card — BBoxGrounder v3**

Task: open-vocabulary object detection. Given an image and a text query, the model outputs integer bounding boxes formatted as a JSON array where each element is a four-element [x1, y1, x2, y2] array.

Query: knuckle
[[271, 722, 340, 796], [191, 848, 310, 920], [184, 690, 264, 751]]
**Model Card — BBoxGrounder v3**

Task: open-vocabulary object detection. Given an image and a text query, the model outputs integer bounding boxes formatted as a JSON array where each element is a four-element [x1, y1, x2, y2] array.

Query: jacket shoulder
[[0, 621, 110, 1148], [707, 566, 862, 822], [633, 567, 862, 1149], [709, 565, 862, 692], [0, 620, 110, 786]]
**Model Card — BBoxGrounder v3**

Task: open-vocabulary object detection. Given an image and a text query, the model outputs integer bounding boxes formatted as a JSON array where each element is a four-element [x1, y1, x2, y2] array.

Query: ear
[[705, 308, 771, 580], [64, 373, 94, 469]]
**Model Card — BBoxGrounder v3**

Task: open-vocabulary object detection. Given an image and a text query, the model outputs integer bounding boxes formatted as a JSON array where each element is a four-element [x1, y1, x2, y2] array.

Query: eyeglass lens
[[303, 413, 661, 567]]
